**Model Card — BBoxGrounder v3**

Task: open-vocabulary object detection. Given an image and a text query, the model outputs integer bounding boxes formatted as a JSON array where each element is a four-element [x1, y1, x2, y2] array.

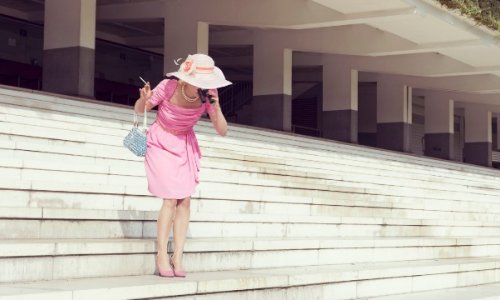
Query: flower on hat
[[180, 55, 195, 75], [167, 53, 232, 89]]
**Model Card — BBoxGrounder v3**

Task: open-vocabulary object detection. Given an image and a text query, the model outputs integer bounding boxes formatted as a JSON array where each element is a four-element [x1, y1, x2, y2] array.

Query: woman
[[133, 54, 231, 277]]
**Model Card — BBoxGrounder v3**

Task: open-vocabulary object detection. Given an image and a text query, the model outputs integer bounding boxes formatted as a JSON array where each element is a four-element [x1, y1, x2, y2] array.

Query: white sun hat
[[166, 53, 232, 89]]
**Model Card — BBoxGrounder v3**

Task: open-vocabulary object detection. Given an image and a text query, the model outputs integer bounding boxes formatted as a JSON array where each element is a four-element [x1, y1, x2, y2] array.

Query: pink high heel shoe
[[170, 255, 186, 277], [156, 254, 174, 277]]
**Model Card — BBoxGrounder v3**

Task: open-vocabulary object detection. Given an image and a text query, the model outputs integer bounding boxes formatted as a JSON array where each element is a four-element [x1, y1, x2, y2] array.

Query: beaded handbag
[[123, 104, 148, 157]]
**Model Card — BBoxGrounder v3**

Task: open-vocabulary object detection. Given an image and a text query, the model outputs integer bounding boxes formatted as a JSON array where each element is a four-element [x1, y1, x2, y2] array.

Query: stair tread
[[1, 205, 498, 227], [1, 236, 500, 257], [2, 89, 499, 180], [0, 256, 499, 299], [370, 283, 500, 300]]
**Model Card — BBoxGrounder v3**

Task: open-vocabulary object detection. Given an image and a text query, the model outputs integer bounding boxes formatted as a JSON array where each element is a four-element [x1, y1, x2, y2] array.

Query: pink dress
[[144, 79, 215, 199]]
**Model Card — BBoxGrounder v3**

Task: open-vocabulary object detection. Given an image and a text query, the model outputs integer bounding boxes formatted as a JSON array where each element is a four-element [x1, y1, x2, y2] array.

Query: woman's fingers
[[139, 82, 152, 99], [207, 90, 219, 103], [139, 87, 150, 99]]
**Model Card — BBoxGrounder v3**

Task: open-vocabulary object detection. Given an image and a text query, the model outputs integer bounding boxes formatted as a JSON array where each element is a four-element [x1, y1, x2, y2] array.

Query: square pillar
[[424, 94, 454, 160], [322, 58, 358, 143], [43, 0, 96, 97], [464, 105, 492, 167], [376, 76, 412, 152], [252, 33, 292, 131]]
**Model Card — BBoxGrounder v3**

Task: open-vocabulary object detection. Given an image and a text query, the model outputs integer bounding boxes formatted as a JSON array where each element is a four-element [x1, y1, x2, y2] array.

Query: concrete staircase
[[1, 85, 500, 299]]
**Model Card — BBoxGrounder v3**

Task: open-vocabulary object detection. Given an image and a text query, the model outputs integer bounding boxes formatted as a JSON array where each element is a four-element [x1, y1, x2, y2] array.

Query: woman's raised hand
[[140, 82, 153, 100]]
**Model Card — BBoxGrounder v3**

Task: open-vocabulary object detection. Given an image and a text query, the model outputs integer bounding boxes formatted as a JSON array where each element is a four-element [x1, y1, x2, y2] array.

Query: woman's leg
[[157, 198, 176, 271], [172, 197, 191, 272]]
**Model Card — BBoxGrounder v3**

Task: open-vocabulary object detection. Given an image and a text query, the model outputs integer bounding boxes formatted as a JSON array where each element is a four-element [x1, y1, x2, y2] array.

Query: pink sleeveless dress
[[144, 79, 215, 199]]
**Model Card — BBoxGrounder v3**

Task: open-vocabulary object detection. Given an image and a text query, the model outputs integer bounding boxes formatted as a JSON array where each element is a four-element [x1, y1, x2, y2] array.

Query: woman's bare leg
[[157, 198, 176, 271], [172, 197, 191, 272]]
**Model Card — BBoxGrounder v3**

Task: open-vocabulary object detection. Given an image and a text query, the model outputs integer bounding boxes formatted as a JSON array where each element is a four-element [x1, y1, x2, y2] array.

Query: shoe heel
[[170, 255, 187, 278], [156, 254, 174, 277]]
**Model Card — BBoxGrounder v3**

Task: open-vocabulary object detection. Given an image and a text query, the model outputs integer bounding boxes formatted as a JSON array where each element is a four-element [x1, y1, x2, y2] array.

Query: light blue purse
[[123, 104, 148, 157]]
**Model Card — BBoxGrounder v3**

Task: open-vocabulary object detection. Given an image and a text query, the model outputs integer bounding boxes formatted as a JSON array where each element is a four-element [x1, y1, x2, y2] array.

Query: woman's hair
[[166, 75, 190, 87], [165, 75, 179, 81]]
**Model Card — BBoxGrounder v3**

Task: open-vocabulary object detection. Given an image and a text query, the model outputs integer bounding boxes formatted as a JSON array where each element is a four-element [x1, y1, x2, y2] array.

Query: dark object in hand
[[198, 89, 215, 104]]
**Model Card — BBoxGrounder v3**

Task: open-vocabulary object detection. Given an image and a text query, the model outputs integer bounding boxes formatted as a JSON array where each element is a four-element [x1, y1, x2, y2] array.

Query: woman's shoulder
[[155, 78, 171, 88], [153, 78, 178, 95]]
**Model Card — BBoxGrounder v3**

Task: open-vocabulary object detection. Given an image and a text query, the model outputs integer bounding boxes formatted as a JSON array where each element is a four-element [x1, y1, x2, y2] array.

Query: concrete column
[[358, 82, 377, 147], [322, 60, 358, 143], [424, 94, 454, 160], [252, 34, 292, 131], [376, 76, 412, 152], [463, 105, 492, 167], [43, 0, 96, 97], [495, 116, 500, 150], [164, 15, 209, 73]]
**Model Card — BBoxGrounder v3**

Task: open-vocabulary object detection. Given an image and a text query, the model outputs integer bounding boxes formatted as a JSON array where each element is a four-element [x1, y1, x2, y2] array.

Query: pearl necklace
[[181, 84, 198, 103]]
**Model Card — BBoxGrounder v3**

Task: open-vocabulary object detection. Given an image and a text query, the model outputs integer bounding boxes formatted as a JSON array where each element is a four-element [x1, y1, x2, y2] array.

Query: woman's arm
[[134, 82, 154, 114], [207, 90, 228, 136]]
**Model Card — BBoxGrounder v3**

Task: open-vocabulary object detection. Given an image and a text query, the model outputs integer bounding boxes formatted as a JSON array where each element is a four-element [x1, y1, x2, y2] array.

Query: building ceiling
[[0, 0, 43, 12], [0, 0, 163, 38], [1, 0, 500, 100]]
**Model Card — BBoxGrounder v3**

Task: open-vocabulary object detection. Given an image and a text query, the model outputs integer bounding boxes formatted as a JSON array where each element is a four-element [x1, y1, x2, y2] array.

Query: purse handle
[[132, 101, 148, 129]]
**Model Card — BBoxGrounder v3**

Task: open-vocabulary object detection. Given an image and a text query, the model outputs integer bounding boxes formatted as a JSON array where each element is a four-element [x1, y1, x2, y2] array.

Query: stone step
[[4, 132, 500, 203], [1, 88, 490, 180], [1, 139, 500, 213], [0, 256, 499, 299], [0, 145, 496, 219], [370, 283, 500, 300], [5, 180, 500, 226], [3, 162, 500, 224], [0, 129, 486, 196], [4, 206, 500, 228], [0, 92, 495, 186], [2, 180, 500, 236], [0, 88, 132, 126], [2, 111, 500, 202], [2, 206, 500, 240], [2, 112, 499, 195], [2, 158, 500, 214], [2, 236, 500, 283], [5, 236, 500, 258], [0, 181, 498, 232]]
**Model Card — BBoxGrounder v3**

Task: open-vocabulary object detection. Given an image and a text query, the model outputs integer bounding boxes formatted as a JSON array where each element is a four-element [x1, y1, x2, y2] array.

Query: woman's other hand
[[206, 89, 227, 136], [207, 89, 219, 107]]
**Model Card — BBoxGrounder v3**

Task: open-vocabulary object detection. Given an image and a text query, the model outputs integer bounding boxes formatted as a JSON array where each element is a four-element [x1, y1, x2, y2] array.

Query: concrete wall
[[0, 16, 43, 65], [0, 15, 164, 87], [411, 96, 425, 156]]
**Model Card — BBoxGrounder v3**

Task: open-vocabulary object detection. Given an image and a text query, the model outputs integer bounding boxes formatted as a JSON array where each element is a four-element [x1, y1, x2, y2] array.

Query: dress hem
[[148, 186, 196, 200]]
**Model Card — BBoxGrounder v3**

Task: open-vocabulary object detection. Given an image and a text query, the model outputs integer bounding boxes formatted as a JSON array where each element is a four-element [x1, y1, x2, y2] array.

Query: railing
[[218, 81, 253, 117], [292, 125, 322, 137], [94, 78, 142, 106], [492, 151, 500, 163], [95, 91, 138, 106], [0, 74, 42, 91]]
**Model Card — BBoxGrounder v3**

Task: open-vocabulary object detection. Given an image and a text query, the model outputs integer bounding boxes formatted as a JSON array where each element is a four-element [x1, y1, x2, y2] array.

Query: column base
[[43, 46, 95, 97], [463, 142, 492, 167], [424, 133, 454, 160], [251, 94, 291, 131], [358, 132, 377, 147], [377, 122, 411, 152], [322, 109, 358, 143]]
